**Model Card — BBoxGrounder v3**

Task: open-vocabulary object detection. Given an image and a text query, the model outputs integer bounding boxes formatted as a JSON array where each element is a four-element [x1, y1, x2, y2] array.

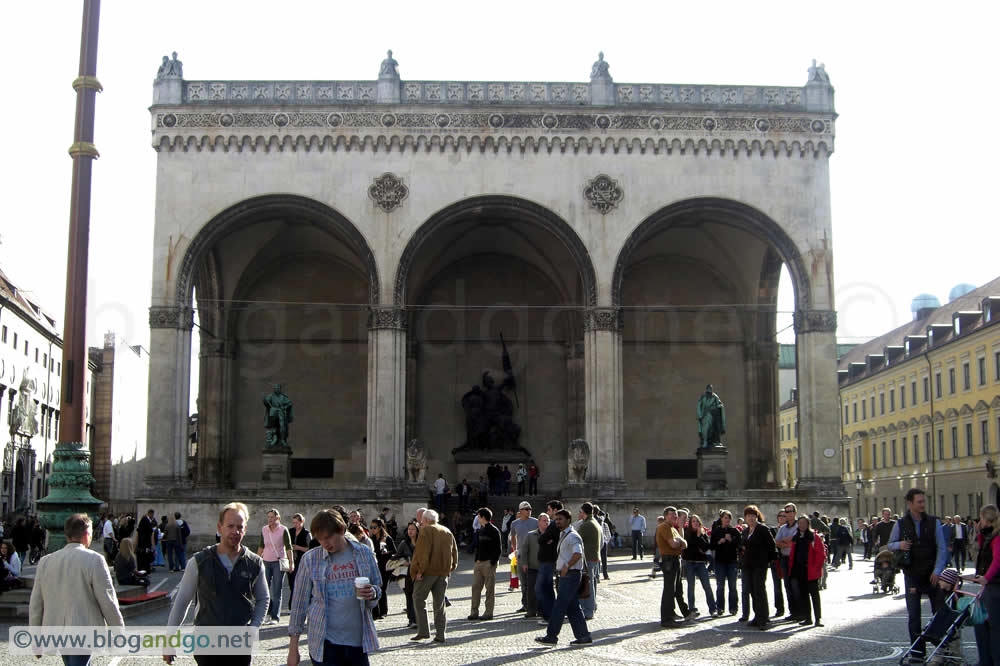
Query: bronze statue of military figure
[[696, 384, 726, 448], [263, 384, 294, 450]]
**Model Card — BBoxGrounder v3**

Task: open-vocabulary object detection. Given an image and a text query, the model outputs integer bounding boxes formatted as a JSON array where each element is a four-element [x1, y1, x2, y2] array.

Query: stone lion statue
[[567, 439, 590, 483], [406, 439, 427, 483]]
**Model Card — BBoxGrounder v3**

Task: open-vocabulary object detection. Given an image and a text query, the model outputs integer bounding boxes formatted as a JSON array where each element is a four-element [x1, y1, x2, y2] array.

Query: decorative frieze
[[583, 174, 624, 214], [793, 309, 838, 334], [583, 308, 624, 332], [149, 306, 195, 330], [367, 307, 407, 330], [368, 173, 409, 212]]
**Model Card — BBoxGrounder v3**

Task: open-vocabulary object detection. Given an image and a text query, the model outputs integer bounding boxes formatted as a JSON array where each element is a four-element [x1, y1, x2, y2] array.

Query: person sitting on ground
[[114, 538, 150, 587], [0, 541, 22, 592]]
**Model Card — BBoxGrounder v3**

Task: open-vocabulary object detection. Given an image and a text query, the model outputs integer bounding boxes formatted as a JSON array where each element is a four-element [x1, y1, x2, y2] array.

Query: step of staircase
[[0, 578, 163, 618]]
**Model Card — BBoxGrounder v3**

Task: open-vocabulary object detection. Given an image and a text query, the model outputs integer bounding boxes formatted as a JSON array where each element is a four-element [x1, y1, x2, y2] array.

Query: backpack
[[180, 520, 191, 542]]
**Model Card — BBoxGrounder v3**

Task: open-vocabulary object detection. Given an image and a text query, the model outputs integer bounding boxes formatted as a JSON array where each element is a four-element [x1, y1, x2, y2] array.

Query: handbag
[[578, 570, 591, 599], [266, 526, 292, 572]]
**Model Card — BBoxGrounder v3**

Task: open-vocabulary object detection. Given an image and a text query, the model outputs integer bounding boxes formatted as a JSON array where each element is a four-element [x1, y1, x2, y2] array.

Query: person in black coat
[[469, 507, 503, 620], [395, 521, 421, 628], [370, 517, 396, 620], [710, 511, 742, 616], [287, 513, 312, 608], [740, 505, 777, 630]]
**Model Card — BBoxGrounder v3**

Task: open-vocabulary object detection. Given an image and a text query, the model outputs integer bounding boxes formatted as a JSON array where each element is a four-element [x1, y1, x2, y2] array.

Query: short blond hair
[[980, 505, 1000, 535], [219, 502, 250, 525]]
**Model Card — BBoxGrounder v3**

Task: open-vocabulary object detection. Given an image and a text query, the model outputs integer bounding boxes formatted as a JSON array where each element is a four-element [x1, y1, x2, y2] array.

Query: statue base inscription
[[696, 446, 728, 491], [260, 449, 291, 490]]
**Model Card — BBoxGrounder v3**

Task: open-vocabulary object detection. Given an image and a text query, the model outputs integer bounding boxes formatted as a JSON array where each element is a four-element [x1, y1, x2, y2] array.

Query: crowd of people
[[17, 483, 1000, 666]]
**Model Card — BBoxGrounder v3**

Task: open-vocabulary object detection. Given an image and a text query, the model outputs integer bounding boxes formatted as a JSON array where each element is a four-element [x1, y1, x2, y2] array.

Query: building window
[[980, 357, 987, 386], [966, 422, 974, 457], [890, 390, 896, 412], [912, 381, 917, 406], [923, 377, 930, 402], [902, 438, 908, 464], [881, 441, 887, 468], [936, 372, 942, 398], [951, 426, 959, 458], [954, 495, 960, 515], [34, 348, 39, 363], [938, 429, 945, 460], [892, 439, 897, 466], [853, 402, 858, 423], [12, 332, 17, 349], [873, 446, 878, 469], [845, 405, 849, 425], [42, 353, 47, 369], [913, 435, 920, 463], [855, 446, 861, 471], [983, 419, 990, 454], [871, 396, 875, 416], [880, 393, 885, 415], [794, 421, 798, 438], [925, 432, 932, 462], [900, 386, 906, 410], [996, 351, 1000, 381], [949, 368, 956, 394], [0, 326, 5, 343], [24, 340, 28, 356], [862, 401, 867, 420], [57, 362, 60, 376], [963, 362, 971, 391]]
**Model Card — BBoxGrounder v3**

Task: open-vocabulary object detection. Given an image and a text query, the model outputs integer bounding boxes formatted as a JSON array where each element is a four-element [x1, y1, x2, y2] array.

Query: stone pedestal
[[696, 447, 728, 491], [260, 449, 291, 489]]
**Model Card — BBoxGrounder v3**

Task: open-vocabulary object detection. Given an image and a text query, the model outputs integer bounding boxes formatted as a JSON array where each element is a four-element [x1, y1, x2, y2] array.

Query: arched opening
[[176, 195, 379, 488], [613, 198, 811, 490], [396, 196, 596, 484]]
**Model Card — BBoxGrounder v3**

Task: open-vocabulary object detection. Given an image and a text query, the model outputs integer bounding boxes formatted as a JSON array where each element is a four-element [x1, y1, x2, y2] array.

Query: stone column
[[144, 305, 193, 493], [744, 340, 780, 487], [794, 309, 841, 489], [584, 308, 624, 485], [195, 338, 230, 487], [366, 307, 406, 489]]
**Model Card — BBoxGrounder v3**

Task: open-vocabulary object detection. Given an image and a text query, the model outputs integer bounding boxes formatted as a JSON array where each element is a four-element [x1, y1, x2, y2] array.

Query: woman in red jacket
[[788, 515, 826, 627]]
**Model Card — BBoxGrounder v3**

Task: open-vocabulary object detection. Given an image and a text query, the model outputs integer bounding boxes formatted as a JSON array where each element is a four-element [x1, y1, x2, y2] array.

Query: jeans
[[535, 562, 556, 619], [413, 574, 449, 639], [163, 540, 178, 570], [404, 575, 415, 623], [788, 576, 821, 623], [714, 561, 738, 613], [780, 556, 798, 617], [545, 569, 590, 641], [770, 561, 784, 614], [580, 561, 599, 618], [683, 561, 717, 614], [631, 531, 644, 558], [434, 493, 445, 514], [264, 560, 285, 621], [311, 641, 369, 665], [953, 541, 967, 570], [170, 541, 187, 570], [973, 583, 1000, 665], [660, 556, 684, 621], [471, 561, 496, 616], [600, 542, 609, 577], [903, 574, 943, 658]]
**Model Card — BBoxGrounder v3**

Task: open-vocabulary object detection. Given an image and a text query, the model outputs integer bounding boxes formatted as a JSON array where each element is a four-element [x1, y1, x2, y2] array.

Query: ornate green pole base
[[36, 441, 102, 552]]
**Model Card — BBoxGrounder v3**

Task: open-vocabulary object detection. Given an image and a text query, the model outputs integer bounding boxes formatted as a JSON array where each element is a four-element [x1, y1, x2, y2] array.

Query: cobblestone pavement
[[0, 550, 983, 665]]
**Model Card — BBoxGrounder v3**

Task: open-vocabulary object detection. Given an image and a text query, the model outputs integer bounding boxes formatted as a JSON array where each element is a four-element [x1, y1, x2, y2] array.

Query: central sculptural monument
[[452, 336, 532, 462]]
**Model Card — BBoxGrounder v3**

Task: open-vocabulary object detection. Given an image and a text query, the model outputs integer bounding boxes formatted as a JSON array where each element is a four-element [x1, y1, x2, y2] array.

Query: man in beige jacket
[[409, 508, 458, 643], [30, 513, 124, 665]]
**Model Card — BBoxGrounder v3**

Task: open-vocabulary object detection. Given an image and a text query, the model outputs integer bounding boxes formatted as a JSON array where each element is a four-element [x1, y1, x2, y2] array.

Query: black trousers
[[747, 566, 768, 623], [770, 562, 784, 614], [791, 575, 821, 622], [659, 556, 684, 621]]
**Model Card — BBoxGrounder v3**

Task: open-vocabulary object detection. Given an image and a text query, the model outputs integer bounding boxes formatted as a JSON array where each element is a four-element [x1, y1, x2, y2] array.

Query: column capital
[[583, 307, 624, 332], [793, 309, 837, 334], [367, 306, 407, 331], [149, 305, 194, 330]]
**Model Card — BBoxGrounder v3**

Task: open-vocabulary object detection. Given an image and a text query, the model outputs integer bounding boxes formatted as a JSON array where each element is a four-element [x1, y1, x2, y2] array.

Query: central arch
[[394, 196, 597, 308]]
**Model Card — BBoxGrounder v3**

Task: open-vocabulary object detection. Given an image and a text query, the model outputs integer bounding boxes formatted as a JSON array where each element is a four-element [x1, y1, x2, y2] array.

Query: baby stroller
[[899, 578, 981, 665], [873, 549, 900, 595]]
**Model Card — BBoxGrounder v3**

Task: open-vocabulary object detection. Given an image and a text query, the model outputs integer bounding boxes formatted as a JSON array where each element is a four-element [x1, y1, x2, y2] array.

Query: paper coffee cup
[[355, 576, 370, 599]]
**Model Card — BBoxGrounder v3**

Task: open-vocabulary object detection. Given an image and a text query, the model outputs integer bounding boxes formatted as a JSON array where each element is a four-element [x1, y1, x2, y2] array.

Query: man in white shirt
[[952, 515, 968, 571], [433, 474, 448, 514], [102, 514, 117, 563], [630, 508, 647, 560], [534, 510, 591, 646]]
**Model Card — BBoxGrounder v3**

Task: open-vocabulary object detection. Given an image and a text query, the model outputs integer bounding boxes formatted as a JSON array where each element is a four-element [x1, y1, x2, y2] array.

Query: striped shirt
[[288, 538, 382, 660]]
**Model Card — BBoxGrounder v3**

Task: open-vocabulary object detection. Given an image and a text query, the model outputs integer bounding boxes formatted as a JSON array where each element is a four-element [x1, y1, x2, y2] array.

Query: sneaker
[[480, 614, 493, 620], [570, 637, 593, 645], [660, 619, 682, 628], [535, 635, 558, 645], [467, 613, 479, 621], [684, 610, 699, 619], [409, 634, 430, 641]]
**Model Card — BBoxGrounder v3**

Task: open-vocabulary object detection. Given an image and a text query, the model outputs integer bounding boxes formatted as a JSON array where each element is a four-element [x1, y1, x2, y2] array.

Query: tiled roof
[[0, 265, 60, 337]]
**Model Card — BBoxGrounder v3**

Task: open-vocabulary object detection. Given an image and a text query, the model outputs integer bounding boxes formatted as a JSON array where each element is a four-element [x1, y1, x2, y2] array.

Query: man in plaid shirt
[[287, 510, 382, 665]]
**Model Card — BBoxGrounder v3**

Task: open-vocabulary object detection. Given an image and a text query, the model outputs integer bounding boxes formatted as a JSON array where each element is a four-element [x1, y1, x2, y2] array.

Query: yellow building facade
[[836, 279, 1000, 520], [779, 391, 799, 488]]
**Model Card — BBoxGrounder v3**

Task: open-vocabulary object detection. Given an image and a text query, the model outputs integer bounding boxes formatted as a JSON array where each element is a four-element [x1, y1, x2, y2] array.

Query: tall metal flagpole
[[58, 0, 101, 447], [38, 0, 103, 549]]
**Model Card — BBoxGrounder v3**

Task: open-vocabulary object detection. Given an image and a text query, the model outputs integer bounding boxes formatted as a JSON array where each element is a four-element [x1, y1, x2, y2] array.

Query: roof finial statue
[[807, 58, 830, 84], [591, 51, 611, 81], [156, 52, 183, 80], [379, 49, 399, 79]]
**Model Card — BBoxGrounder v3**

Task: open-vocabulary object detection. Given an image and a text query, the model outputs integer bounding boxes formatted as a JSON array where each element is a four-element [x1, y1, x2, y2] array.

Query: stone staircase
[[0, 572, 172, 619]]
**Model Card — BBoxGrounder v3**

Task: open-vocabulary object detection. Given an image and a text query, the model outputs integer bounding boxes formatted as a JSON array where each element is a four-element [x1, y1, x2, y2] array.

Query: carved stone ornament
[[583, 307, 624, 332], [567, 439, 591, 483], [583, 174, 624, 214], [793, 309, 837, 334], [149, 305, 195, 329], [368, 173, 409, 212], [367, 307, 407, 330]]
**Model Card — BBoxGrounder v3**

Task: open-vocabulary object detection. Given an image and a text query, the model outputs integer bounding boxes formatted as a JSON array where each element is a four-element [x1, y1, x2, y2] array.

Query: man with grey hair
[[410, 508, 459, 642], [951, 515, 969, 571]]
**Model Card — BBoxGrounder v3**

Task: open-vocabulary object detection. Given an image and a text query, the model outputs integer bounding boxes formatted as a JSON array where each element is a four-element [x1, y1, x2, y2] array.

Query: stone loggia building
[[142, 53, 847, 532]]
